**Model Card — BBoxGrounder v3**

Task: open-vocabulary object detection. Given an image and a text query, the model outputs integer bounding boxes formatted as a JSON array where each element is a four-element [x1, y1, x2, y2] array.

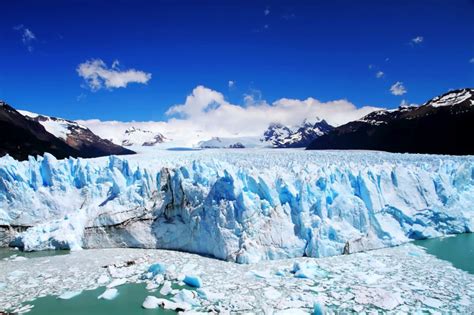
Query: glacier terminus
[[0, 149, 472, 264]]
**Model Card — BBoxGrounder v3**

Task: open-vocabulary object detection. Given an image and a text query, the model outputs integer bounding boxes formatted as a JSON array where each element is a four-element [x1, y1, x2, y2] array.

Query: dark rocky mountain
[[307, 88, 474, 155], [262, 118, 334, 148], [0, 101, 134, 161]]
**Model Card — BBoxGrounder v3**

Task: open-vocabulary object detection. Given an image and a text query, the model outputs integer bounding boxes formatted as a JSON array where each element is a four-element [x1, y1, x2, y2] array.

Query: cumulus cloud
[[390, 81, 407, 96], [375, 71, 384, 79], [411, 36, 424, 45], [228, 80, 235, 88], [13, 25, 36, 52], [78, 85, 382, 147], [77, 59, 151, 91]]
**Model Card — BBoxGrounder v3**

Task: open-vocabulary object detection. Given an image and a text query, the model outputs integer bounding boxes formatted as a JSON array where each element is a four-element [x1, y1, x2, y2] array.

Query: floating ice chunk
[[9, 270, 26, 278], [292, 262, 328, 279], [275, 309, 309, 315], [11, 256, 28, 262], [182, 263, 198, 273], [355, 272, 384, 285], [263, 287, 281, 300], [148, 263, 166, 276], [313, 300, 325, 315], [58, 290, 82, 300], [421, 297, 443, 309], [183, 275, 202, 288], [372, 290, 403, 310], [142, 296, 191, 311], [354, 288, 403, 311], [146, 281, 160, 291], [248, 270, 271, 279], [12, 304, 34, 314], [160, 280, 173, 296], [97, 274, 109, 285], [98, 288, 119, 300], [353, 305, 363, 312], [197, 288, 225, 301], [173, 289, 200, 306], [107, 278, 127, 288], [142, 296, 162, 309]]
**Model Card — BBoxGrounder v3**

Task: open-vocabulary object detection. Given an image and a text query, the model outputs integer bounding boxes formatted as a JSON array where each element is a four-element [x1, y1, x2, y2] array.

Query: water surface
[[28, 283, 175, 315], [414, 233, 474, 274]]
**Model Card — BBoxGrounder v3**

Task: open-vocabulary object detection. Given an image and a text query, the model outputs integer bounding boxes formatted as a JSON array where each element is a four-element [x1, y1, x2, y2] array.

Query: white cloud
[[376, 71, 384, 79], [13, 25, 36, 52], [76, 93, 87, 102], [228, 80, 235, 88], [390, 81, 407, 96], [470, 58, 474, 64], [400, 99, 417, 107], [264, 8, 270, 16], [78, 85, 382, 147], [411, 36, 424, 45], [77, 59, 151, 91]]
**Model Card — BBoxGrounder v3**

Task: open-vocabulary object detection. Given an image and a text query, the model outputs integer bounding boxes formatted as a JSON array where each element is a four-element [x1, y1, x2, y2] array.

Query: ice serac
[[0, 150, 472, 263]]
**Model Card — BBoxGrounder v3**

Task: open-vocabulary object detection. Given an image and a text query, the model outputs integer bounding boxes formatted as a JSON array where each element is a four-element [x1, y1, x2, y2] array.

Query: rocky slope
[[0, 100, 134, 161], [0, 102, 80, 160]]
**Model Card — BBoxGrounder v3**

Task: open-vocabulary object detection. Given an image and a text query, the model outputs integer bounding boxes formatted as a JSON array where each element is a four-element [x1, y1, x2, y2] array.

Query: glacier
[[0, 149, 472, 263]]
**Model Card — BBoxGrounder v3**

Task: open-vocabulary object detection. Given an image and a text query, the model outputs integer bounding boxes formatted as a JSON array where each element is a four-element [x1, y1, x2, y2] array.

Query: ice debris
[[142, 295, 191, 311], [148, 263, 166, 276], [98, 288, 118, 300], [292, 262, 328, 279], [106, 278, 127, 288], [57, 290, 82, 300], [183, 275, 202, 288], [0, 245, 472, 313]]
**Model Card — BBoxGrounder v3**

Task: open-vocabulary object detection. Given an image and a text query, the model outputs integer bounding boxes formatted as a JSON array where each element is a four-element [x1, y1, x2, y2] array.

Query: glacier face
[[0, 149, 473, 263]]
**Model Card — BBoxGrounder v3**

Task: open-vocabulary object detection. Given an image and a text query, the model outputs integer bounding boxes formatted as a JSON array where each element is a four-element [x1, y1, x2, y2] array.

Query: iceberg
[[98, 288, 119, 300], [58, 290, 82, 300], [0, 149, 472, 263], [183, 275, 202, 288]]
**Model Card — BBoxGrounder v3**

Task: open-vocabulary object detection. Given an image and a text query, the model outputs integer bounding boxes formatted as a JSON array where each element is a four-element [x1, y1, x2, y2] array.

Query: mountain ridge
[[0, 101, 134, 161], [307, 88, 474, 155]]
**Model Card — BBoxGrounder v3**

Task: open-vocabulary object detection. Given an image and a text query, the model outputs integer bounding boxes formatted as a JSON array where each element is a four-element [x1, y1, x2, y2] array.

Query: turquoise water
[[28, 283, 175, 315], [414, 232, 474, 274]]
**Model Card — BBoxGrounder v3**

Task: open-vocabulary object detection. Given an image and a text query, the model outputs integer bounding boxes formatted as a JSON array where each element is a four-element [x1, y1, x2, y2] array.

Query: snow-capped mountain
[[307, 88, 474, 154], [0, 101, 79, 161], [198, 136, 264, 149], [121, 127, 166, 146], [262, 118, 334, 148], [0, 101, 134, 161]]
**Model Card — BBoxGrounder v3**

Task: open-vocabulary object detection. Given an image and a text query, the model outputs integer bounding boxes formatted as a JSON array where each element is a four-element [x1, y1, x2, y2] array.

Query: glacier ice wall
[[0, 150, 473, 263]]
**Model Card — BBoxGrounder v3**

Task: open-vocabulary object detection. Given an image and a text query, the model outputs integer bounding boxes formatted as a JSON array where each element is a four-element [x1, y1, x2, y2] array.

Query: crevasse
[[0, 150, 472, 263]]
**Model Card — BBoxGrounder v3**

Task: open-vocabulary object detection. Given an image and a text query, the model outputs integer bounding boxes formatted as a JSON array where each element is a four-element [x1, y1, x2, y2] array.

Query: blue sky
[[0, 0, 473, 121]]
